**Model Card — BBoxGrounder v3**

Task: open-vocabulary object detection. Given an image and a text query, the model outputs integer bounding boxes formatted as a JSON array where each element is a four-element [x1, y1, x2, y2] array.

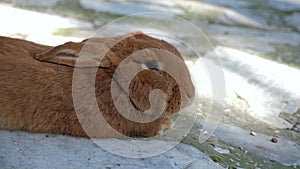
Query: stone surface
[[79, 0, 184, 16], [0, 130, 223, 169], [210, 34, 276, 53], [213, 147, 230, 154], [285, 13, 300, 32], [268, 0, 300, 11], [202, 0, 252, 8], [9, 0, 61, 7], [208, 24, 300, 54], [216, 8, 269, 29]]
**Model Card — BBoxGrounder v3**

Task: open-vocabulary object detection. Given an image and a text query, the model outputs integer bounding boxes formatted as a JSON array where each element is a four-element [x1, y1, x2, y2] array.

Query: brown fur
[[0, 32, 195, 138]]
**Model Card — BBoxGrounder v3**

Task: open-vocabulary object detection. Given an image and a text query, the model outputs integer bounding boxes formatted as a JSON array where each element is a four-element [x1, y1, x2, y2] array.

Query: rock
[[210, 33, 276, 53], [291, 123, 300, 132], [214, 147, 230, 154], [268, 0, 300, 11], [216, 8, 269, 29], [0, 130, 224, 169], [250, 131, 256, 136], [279, 109, 300, 125], [8, 0, 61, 7], [202, 0, 252, 9], [191, 0, 269, 29], [285, 13, 300, 32], [208, 24, 300, 54], [79, 0, 184, 17], [280, 110, 300, 133], [271, 138, 278, 143]]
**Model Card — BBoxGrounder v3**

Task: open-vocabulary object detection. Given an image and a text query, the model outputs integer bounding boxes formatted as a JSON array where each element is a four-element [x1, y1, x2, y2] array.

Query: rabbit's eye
[[142, 61, 161, 74]]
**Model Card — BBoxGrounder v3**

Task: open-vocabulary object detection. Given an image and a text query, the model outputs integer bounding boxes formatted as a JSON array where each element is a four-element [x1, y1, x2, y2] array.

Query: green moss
[[52, 28, 92, 37], [210, 155, 228, 164], [52, 28, 77, 36]]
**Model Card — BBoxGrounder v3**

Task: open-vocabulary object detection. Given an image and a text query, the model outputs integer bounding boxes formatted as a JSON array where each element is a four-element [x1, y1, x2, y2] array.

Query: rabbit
[[0, 32, 195, 138]]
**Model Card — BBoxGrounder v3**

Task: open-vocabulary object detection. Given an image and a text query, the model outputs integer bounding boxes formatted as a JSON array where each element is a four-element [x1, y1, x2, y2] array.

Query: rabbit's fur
[[0, 32, 195, 138]]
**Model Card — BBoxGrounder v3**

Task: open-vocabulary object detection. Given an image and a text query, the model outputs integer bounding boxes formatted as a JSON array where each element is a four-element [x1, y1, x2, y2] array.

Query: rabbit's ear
[[34, 41, 111, 68]]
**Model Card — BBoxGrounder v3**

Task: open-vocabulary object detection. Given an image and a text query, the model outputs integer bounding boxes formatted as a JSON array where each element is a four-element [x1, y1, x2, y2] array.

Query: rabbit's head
[[35, 32, 195, 125]]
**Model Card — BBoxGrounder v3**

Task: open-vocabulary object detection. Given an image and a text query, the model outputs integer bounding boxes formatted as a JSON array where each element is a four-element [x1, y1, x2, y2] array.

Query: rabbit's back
[[0, 36, 86, 136]]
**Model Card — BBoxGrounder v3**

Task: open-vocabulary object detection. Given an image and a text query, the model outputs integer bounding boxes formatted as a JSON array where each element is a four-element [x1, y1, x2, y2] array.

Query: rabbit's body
[[0, 37, 87, 136], [0, 33, 195, 138]]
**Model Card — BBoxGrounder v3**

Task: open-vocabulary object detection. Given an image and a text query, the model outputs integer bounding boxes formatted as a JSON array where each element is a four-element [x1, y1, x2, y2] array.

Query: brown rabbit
[[0, 32, 195, 138]]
